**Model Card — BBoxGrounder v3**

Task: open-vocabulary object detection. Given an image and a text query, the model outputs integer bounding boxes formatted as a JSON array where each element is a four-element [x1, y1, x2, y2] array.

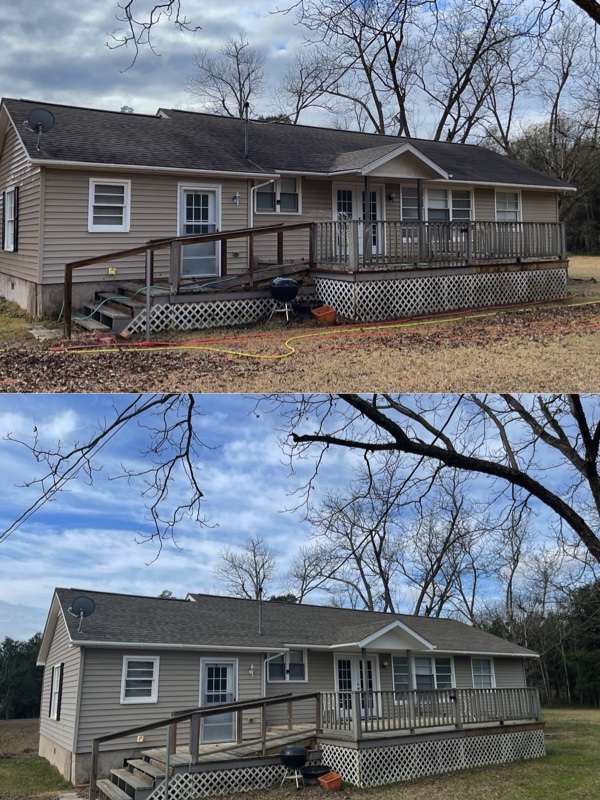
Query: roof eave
[[26, 158, 279, 180], [37, 592, 72, 666]]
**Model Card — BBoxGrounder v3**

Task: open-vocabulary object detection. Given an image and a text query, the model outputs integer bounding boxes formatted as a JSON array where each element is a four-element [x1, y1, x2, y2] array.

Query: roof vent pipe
[[258, 585, 263, 635], [244, 101, 250, 158]]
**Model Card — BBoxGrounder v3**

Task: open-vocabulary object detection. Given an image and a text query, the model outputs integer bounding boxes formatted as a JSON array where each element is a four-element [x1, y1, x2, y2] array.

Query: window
[[256, 178, 300, 214], [267, 650, 306, 682], [1, 186, 18, 251], [496, 191, 519, 222], [120, 656, 159, 703], [427, 189, 449, 221], [472, 658, 494, 688], [392, 656, 454, 693], [49, 663, 63, 720], [401, 186, 419, 220], [88, 180, 131, 232], [451, 190, 471, 220]]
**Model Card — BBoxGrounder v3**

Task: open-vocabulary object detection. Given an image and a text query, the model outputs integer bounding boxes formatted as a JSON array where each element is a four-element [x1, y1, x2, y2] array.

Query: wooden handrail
[[89, 691, 320, 799], [63, 221, 314, 339]]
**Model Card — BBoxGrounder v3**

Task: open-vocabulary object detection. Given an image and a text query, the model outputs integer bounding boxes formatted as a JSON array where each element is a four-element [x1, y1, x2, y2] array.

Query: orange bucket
[[318, 772, 342, 790], [311, 305, 336, 324]]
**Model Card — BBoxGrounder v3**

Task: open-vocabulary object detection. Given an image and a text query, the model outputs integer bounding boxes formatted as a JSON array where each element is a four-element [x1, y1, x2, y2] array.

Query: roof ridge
[[2, 98, 161, 120]]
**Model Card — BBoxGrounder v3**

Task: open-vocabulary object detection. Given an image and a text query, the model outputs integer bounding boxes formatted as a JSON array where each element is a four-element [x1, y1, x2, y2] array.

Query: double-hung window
[[427, 189, 449, 221], [267, 650, 306, 682], [496, 191, 519, 222], [401, 186, 419, 221], [120, 656, 159, 703], [2, 186, 18, 251], [256, 177, 299, 214], [451, 190, 471, 220], [49, 663, 64, 720], [392, 656, 454, 694], [471, 658, 494, 688], [88, 179, 131, 232]]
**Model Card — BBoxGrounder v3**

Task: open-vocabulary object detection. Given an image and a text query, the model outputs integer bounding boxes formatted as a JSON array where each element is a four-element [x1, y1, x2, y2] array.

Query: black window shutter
[[56, 663, 64, 721], [13, 186, 19, 252], [1, 191, 5, 251], [48, 665, 55, 717]]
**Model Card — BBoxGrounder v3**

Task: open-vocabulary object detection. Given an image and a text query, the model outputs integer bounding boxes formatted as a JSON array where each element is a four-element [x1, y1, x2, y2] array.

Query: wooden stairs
[[96, 727, 318, 800], [73, 262, 312, 336]]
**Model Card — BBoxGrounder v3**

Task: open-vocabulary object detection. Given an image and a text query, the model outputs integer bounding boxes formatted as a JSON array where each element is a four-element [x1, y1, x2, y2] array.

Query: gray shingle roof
[[53, 588, 536, 657], [2, 97, 571, 189]]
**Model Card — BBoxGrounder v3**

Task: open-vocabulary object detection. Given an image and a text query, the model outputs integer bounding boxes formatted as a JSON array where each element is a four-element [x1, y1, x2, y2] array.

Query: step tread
[[111, 767, 153, 789], [97, 779, 131, 800], [141, 748, 191, 766], [82, 304, 132, 320], [74, 317, 111, 333], [127, 758, 165, 779]]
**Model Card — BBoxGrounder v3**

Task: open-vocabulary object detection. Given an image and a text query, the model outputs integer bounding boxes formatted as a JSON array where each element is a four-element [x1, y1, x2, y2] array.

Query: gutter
[[26, 158, 279, 181]]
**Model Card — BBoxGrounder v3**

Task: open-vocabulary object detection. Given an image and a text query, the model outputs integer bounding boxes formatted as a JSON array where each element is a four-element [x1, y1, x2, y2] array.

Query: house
[[38, 588, 544, 797], [1, 98, 574, 333]]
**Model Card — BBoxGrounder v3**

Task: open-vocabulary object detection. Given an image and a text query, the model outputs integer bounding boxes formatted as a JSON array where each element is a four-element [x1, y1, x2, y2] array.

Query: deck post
[[277, 230, 284, 265], [89, 738, 99, 800], [287, 700, 293, 731], [406, 650, 416, 733], [315, 693, 322, 734], [237, 709, 244, 743], [348, 223, 359, 272], [164, 725, 172, 800], [169, 712, 178, 753], [248, 233, 255, 287], [169, 240, 181, 294], [144, 248, 152, 342], [455, 689, 464, 730], [261, 704, 267, 755], [560, 222, 567, 260], [352, 692, 363, 740], [465, 223, 473, 266], [63, 264, 73, 340], [309, 223, 317, 267], [221, 239, 228, 276], [189, 713, 200, 765]]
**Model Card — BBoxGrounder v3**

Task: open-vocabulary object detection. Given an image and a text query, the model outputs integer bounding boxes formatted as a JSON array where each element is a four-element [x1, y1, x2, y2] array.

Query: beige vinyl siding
[[0, 124, 41, 281], [41, 171, 249, 285], [473, 187, 496, 221], [453, 656, 473, 688], [521, 191, 559, 222], [266, 650, 332, 727], [253, 178, 330, 263], [76, 649, 261, 753], [493, 657, 527, 688], [39, 613, 81, 752]]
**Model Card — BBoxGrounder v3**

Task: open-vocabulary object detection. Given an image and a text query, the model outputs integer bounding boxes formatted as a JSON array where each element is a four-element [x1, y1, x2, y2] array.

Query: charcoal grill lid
[[269, 277, 299, 302], [280, 744, 308, 769]]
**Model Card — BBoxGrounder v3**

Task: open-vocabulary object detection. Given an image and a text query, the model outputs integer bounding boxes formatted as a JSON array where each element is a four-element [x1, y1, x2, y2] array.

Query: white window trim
[[255, 176, 302, 215], [393, 655, 456, 692], [49, 663, 62, 720], [471, 657, 496, 689], [199, 658, 238, 706], [424, 187, 473, 222], [494, 189, 521, 223], [3, 186, 16, 251], [120, 655, 160, 704], [267, 649, 308, 683], [88, 179, 131, 233], [332, 183, 385, 222]]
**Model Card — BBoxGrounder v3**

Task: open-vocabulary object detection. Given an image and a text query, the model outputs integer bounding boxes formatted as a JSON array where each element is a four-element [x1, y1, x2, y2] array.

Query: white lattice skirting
[[320, 729, 546, 788], [126, 297, 276, 334], [314, 268, 567, 323], [146, 762, 288, 800]]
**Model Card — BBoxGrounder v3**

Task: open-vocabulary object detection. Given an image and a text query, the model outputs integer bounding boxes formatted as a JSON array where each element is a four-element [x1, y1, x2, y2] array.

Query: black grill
[[269, 277, 300, 303]]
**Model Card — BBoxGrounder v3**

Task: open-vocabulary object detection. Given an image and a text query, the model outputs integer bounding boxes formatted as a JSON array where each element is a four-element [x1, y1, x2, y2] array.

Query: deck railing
[[320, 687, 542, 738], [313, 221, 566, 270]]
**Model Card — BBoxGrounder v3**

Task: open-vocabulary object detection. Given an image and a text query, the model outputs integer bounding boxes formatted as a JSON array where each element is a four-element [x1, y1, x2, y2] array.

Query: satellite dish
[[68, 596, 96, 633], [23, 108, 55, 151]]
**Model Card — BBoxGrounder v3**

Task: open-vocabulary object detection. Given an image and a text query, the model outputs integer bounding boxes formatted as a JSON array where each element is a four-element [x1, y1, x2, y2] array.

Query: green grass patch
[[0, 756, 71, 800], [0, 298, 37, 345]]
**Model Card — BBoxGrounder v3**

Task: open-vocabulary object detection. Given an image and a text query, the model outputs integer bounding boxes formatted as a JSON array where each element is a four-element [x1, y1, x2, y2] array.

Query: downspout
[[262, 651, 287, 699], [249, 180, 275, 230]]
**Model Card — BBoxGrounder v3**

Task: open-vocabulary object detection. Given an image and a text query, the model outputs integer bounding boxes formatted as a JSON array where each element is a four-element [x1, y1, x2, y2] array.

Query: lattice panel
[[315, 268, 567, 323], [320, 744, 361, 785], [321, 729, 545, 788], [146, 762, 286, 800], [127, 297, 275, 334]]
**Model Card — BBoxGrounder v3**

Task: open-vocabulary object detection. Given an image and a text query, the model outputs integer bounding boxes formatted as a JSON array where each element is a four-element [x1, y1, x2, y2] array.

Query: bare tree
[[214, 535, 278, 599], [187, 31, 266, 118], [281, 394, 600, 565]]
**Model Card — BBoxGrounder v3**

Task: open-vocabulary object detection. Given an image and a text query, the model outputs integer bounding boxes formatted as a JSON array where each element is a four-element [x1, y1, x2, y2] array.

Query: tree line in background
[[0, 633, 43, 719]]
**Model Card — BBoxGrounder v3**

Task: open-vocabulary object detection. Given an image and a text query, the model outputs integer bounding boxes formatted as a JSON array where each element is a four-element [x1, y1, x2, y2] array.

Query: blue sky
[[0, 393, 360, 639], [0, 0, 305, 117]]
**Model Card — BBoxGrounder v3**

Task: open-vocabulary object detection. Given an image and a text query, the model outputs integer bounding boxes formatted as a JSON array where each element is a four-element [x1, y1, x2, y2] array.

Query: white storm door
[[200, 660, 236, 742], [180, 188, 219, 277], [334, 186, 381, 257]]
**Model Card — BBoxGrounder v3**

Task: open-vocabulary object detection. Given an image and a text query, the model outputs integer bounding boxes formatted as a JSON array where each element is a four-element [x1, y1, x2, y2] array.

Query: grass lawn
[[0, 720, 71, 800]]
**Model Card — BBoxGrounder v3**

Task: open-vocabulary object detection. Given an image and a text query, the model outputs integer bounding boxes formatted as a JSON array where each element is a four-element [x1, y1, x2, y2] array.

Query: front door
[[200, 660, 236, 742], [334, 186, 382, 257], [179, 187, 219, 277], [335, 655, 377, 718]]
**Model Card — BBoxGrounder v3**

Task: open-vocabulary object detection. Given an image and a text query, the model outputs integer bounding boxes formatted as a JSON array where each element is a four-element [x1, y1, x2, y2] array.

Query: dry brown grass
[[2, 257, 600, 392], [0, 719, 38, 758]]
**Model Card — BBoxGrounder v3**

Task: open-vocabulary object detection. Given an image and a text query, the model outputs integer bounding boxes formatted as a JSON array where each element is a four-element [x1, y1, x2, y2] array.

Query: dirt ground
[[0, 718, 38, 758], [2, 256, 600, 393]]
